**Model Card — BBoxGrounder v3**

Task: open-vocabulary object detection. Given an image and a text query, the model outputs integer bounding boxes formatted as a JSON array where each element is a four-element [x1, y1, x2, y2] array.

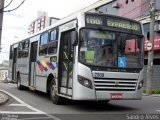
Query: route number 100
[[86, 18, 102, 25]]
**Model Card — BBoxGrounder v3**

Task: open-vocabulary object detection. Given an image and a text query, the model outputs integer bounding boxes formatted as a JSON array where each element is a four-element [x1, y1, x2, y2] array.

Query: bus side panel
[[16, 58, 29, 86], [35, 56, 49, 93], [35, 76, 47, 93], [35, 54, 58, 93]]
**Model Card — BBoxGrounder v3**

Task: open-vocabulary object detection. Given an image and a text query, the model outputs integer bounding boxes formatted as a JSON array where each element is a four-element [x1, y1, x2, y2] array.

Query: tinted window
[[18, 42, 23, 58], [39, 45, 48, 56], [48, 29, 58, 54], [50, 29, 58, 41], [79, 29, 143, 68], [18, 40, 30, 58], [48, 42, 58, 54], [40, 32, 48, 45], [22, 40, 29, 58]]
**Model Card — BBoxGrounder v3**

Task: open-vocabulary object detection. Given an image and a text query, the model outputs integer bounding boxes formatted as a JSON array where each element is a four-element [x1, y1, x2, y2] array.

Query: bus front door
[[29, 41, 38, 88], [59, 31, 74, 96], [12, 48, 17, 81]]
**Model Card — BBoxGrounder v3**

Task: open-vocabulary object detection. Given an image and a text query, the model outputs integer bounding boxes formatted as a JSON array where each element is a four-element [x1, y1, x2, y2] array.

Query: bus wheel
[[17, 73, 23, 90], [50, 80, 62, 105]]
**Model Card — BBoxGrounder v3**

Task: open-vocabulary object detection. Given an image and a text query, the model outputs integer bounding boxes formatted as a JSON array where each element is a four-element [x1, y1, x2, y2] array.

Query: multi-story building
[[28, 11, 59, 35]]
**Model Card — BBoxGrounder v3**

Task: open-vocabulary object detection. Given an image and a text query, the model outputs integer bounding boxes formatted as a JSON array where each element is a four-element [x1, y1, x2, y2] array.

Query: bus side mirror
[[71, 31, 78, 46]]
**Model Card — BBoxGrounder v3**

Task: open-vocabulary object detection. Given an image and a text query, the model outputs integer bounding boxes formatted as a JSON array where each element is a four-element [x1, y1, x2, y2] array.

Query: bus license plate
[[111, 94, 123, 99]]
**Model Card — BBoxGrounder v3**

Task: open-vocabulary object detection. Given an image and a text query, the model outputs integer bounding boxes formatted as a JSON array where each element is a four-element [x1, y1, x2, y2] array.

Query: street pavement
[[0, 91, 8, 105], [0, 83, 160, 120]]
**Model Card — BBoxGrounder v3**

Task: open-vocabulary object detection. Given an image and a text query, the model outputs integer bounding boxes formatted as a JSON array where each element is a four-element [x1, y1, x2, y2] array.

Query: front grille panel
[[94, 78, 137, 91]]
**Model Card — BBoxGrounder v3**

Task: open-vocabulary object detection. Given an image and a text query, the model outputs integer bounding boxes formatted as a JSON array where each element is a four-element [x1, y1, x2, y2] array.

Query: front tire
[[50, 79, 63, 105]]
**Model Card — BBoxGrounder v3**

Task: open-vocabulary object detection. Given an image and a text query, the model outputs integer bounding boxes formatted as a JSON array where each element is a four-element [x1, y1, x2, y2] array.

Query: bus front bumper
[[95, 89, 142, 100]]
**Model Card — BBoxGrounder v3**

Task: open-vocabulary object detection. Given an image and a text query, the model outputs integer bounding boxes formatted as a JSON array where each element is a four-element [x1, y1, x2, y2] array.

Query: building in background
[[28, 11, 59, 35], [0, 60, 9, 81]]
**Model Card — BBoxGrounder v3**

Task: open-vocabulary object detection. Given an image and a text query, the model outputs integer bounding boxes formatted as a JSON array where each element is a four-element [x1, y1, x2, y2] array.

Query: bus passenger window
[[18, 42, 23, 58], [39, 45, 48, 56], [22, 40, 29, 58], [48, 29, 58, 54], [50, 29, 58, 41], [40, 32, 49, 45], [39, 32, 49, 56], [48, 42, 57, 54]]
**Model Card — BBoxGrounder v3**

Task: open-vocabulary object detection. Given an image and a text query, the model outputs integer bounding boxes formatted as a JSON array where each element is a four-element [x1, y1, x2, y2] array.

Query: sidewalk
[[0, 91, 9, 105]]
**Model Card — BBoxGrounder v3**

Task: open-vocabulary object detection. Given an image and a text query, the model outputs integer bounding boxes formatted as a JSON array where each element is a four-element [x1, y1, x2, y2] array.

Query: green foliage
[[152, 89, 160, 94], [143, 88, 146, 93], [143, 88, 160, 94]]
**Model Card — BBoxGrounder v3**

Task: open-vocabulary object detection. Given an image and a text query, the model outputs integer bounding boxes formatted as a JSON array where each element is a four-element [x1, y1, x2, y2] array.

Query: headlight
[[78, 75, 93, 89], [138, 80, 144, 90]]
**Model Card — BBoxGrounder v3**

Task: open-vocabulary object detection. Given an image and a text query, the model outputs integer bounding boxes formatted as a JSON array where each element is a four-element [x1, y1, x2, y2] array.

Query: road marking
[[0, 111, 44, 114], [0, 89, 43, 114], [8, 104, 26, 106], [20, 116, 51, 120], [0, 89, 61, 120]]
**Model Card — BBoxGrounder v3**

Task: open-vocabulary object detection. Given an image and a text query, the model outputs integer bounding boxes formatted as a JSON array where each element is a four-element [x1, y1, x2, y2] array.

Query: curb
[[143, 94, 160, 97], [152, 94, 160, 97], [0, 91, 9, 105]]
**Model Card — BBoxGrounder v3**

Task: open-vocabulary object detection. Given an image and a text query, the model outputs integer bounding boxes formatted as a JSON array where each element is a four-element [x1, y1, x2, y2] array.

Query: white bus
[[9, 12, 144, 104]]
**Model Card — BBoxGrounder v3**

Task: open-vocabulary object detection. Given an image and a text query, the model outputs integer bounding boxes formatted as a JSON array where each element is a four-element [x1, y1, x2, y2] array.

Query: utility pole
[[146, 0, 156, 95], [0, 0, 5, 52]]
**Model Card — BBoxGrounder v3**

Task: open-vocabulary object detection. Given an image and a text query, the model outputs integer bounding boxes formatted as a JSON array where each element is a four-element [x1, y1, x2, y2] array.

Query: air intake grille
[[94, 78, 137, 91]]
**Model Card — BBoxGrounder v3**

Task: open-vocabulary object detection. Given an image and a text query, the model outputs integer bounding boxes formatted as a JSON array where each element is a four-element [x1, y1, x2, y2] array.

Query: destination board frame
[[85, 13, 142, 35]]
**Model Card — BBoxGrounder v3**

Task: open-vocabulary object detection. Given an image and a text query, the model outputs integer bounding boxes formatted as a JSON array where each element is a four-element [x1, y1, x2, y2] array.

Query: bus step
[[29, 86, 36, 91]]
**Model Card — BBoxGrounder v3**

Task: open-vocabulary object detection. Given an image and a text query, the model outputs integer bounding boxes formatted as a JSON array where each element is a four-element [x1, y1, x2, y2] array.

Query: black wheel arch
[[47, 73, 55, 93]]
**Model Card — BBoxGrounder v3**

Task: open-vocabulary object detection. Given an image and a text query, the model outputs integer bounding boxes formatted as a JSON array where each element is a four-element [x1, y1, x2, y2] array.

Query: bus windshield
[[79, 29, 143, 68]]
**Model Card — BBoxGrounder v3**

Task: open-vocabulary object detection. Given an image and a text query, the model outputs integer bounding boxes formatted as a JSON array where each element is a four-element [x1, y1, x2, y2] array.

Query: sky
[[0, 0, 99, 63]]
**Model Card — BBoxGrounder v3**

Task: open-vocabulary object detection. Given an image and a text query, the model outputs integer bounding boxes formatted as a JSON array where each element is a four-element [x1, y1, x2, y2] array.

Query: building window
[[126, 0, 129, 4], [5, 72, 7, 78]]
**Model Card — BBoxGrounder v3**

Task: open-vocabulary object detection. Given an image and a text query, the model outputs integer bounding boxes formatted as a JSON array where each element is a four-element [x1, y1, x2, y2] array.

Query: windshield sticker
[[85, 51, 95, 60], [85, 51, 95, 63], [118, 57, 126, 68]]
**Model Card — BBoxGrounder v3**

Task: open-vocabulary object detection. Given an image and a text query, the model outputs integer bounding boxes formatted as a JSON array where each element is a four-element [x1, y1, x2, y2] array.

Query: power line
[[0, 0, 13, 10], [121, 1, 149, 17], [3, 0, 25, 12]]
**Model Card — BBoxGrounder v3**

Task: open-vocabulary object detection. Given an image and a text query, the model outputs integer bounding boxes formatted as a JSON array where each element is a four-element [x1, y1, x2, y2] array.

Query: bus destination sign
[[86, 17, 103, 25], [107, 19, 140, 31], [85, 14, 142, 34]]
